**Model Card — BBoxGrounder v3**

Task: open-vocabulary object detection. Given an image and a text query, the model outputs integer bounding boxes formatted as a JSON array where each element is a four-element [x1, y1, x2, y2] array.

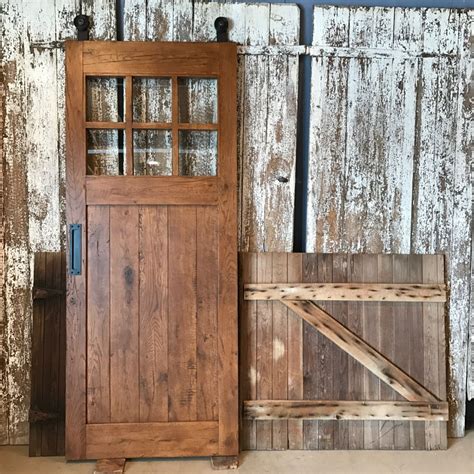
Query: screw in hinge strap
[[74, 15, 90, 41], [214, 17, 229, 42]]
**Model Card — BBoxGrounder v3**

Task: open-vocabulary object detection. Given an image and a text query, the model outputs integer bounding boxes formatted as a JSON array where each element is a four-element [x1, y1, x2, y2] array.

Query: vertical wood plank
[[393, 255, 411, 449], [168, 206, 197, 422], [110, 206, 139, 423], [29, 253, 46, 456], [287, 253, 303, 449], [271, 253, 288, 449], [196, 206, 218, 421], [316, 254, 334, 450], [87, 206, 110, 423], [256, 252, 273, 450], [302, 254, 319, 449], [362, 254, 380, 450], [331, 254, 349, 449], [240, 252, 257, 450], [347, 254, 364, 449], [138, 206, 168, 422], [423, 254, 442, 449], [243, 257, 259, 447], [65, 40, 86, 460], [40, 253, 62, 455], [408, 255, 425, 449], [378, 255, 395, 450]]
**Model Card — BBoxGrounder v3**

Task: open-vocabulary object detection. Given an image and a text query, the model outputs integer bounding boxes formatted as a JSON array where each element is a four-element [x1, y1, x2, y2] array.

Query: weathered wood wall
[[307, 6, 472, 438], [0, 0, 472, 446], [0, 0, 299, 445]]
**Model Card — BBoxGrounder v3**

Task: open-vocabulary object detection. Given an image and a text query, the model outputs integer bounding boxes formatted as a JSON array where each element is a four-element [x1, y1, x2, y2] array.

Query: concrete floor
[[1, 431, 473, 474]]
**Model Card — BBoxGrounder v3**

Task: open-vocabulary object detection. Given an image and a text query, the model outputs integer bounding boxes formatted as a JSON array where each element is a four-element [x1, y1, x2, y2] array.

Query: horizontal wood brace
[[243, 400, 449, 421], [237, 45, 306, 56], [86, 176, 218, 206], [244, 283, 446, 302], [85, 421, 219, 460], [29, 409, 61, 422], [308, 45, 461, 59], [33, 287, 64, 299]]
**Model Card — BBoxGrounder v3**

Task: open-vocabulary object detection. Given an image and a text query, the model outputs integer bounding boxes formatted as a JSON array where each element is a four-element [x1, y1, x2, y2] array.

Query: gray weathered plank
[[308, 5, 472, 437]]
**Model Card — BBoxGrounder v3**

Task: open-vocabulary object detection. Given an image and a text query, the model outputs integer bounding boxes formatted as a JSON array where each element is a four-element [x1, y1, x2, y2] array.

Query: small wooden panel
[[244, 283, 446, 302], [94, 458, 126, 474], [243, 400, 449, 421], [30, 252, 66, 457], [81, 41, 220, 76], [85, 422, 219, 458], [240, 253, 448, 450], [86, 177, 218, 205]]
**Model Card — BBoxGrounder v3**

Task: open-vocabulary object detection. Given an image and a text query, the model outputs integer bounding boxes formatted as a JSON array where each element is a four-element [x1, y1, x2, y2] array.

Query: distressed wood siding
[[0, 0, 298, 445], [0, 0, 115, 445], [123, 0, 299, 252], [307, 6, 472, 438]]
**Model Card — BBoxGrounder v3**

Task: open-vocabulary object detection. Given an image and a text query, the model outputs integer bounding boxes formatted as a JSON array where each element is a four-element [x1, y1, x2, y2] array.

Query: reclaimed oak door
[[65, 41, 238, 460]]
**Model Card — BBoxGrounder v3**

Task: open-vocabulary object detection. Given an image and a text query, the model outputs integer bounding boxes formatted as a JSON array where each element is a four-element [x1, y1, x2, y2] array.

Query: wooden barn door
[[65, 41, 237, 460]]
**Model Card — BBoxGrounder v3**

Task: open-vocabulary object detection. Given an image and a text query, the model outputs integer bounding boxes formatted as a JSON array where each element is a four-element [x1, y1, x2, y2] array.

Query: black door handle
[[69, 224, 82, 275]]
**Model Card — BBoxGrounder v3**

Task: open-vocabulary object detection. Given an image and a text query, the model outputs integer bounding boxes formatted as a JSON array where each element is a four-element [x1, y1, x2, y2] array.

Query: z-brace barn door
[[240, 253, 449, 451], [65, 41, 238, 460]]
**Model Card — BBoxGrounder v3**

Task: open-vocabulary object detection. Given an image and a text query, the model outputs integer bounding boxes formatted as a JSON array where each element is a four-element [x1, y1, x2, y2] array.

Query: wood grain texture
[[307, 6, 472, 437], [109, 206, 139, 423], [284, 300, 438, 403], [85, 422, 219, 459], [87, 207, 110, 423], [138, 206, 168, 422], [29, 252, 66, 457], [240, 253, 448, 450], [243, 400, 449, 421], [244, 283, 446, 302]]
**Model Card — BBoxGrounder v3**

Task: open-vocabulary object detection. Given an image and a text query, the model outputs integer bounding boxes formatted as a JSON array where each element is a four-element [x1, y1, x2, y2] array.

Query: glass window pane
[[133, 77, 172, 123], [179, 130, 217, 176], [87, 129, 125, 175], [178, 78, 217, 124], [133, 130, 172, 176], [86, 77, 124, 122]]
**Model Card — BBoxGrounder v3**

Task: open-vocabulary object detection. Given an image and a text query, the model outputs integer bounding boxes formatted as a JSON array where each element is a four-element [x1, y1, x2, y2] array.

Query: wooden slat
[[408, 255, 425, 449], [362, 254, 380, 450], [168, 206, 197, 422], [196, 206, 218, 421], [271, 253, 288, 449], [85, 422, 219, 459], [243, 400, 449, 421], [94, 458, 126, 474], [86, 176, 218, 205], [81, 41, 220, 76], [87, 206, 110, 423], [256, 253, 273, 450], [217, 42, 239, 456], [287, 253, 303, 449], [347, 254, 364, 449], [283, 300, 438, 403], [109, 206, 139, 423], [239, 253, 257, 450], [378, 255, 396, 449], [65, 40, 86, 460], [244, 283, 446, 302], [138, 206, 168, 422], [302, 254, 319, 449], [393, 255, 411, 449], [317, 254, 335, 449], [331, 254, 349, 449]]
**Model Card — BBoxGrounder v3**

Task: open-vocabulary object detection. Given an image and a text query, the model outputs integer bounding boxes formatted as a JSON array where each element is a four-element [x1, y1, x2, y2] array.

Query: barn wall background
[[0, 0, 472, 446]]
